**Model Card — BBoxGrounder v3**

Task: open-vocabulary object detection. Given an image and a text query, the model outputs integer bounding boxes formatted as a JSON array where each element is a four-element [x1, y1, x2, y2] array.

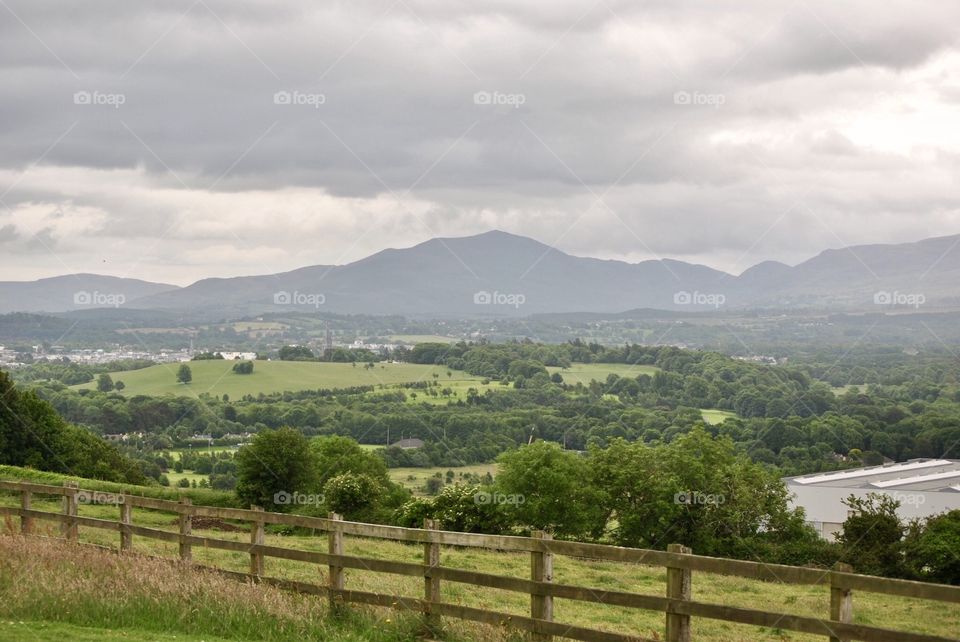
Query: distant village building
[[218, 351, 257, 360], [391, 438, 425, 449], [784, 459, 960, 541]]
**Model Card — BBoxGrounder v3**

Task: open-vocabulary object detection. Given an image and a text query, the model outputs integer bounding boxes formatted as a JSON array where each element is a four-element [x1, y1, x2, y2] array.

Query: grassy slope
[[1, 488, 957, 642], [73, 361, 478, 398], [0, 537, 436, 642]]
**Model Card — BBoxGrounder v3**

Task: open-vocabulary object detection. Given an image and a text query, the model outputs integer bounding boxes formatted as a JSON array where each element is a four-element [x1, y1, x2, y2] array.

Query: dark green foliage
[[905, 510, 960, 584], [838, 494, 906, 577], [232, 360, 254, 374], [235, 427, 318, 511], [0, 369, 146, 484]]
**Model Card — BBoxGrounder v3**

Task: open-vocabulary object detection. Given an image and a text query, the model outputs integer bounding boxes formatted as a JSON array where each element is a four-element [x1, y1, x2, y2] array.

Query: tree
[[176, 364, 192, 384], [96, 373, 114, 392], [114, 380, 125, 390], [904, 510, 960, 584], [235, 427, 318, 511], [496, 441, 603, 538], [838, 493, 906, 577], [323, 472, 382, 520], [424, 476, 443, 495], [232, 360, 254, 374], [312, 435, 389, 486], [278, 345, 315, 361], [0, 369, 145, 485]]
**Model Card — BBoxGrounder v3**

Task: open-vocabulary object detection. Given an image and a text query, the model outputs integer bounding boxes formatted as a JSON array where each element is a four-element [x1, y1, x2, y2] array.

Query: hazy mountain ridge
[[3, 231, 959, 316]]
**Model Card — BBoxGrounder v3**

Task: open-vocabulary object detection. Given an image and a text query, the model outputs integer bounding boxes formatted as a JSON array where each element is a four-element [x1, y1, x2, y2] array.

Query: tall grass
[[0, 536, 439, 641]]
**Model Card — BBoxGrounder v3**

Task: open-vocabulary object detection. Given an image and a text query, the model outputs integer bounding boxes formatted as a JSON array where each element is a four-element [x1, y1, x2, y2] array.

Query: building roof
[[785, 459, 960, 493]]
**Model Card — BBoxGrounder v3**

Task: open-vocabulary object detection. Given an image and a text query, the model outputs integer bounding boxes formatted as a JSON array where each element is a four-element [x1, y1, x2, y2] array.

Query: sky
[[1, 0, 960, 285]]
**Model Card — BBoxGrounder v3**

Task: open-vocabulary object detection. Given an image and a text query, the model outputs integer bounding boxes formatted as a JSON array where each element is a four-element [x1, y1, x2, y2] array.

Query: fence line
[[1, 480, 958, 642]]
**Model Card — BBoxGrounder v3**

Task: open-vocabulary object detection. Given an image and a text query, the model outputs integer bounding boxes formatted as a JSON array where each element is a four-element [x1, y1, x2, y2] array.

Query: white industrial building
[[784, 459, 960, 541]]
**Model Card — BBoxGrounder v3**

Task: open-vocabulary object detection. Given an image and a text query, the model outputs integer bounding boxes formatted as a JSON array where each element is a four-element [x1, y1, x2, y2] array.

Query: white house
[[784, 458, 960, 541]]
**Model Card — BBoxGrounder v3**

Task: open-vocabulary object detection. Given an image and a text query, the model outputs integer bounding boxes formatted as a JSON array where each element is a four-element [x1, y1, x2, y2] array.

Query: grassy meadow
[[701, 409, 737, 425], [389, 464, 499, 494], [73, 360, 479, 398], [1, 490, 958, 642], [546, 363, 658, 385]]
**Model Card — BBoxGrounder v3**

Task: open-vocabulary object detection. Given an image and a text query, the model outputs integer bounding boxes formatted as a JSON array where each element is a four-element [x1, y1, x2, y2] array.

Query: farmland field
[[73, 360, 480, 398], [74, 360, 657, 399], [701, 409, 737, 425], [389, 463, 499, 494], [547, 362, 658, 385]]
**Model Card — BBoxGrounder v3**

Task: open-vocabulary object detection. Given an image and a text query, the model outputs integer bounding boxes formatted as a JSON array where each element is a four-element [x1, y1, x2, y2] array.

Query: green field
[[389, 463, 499, 494], [74, 360, 659, 399], [547, 362, 658, 385], [74, 361, 479, 398], [701, 409, 737, 425]]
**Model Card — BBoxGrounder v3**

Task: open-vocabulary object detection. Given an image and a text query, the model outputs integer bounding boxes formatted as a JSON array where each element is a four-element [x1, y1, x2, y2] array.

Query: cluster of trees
[[236, 430, 408, 522], [0, 369, 148, 484], [838, 494, 960, 584], [232, 428, 959, 581], [400, 429, 829, 564]]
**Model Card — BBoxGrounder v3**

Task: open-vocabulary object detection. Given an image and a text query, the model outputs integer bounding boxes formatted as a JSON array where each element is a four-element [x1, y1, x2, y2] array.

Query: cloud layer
[[2, 0, 959, 284]]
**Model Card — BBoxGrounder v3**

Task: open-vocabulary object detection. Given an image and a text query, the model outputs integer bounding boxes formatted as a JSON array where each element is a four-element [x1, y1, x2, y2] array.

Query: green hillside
[[74, 360, 480, 398]]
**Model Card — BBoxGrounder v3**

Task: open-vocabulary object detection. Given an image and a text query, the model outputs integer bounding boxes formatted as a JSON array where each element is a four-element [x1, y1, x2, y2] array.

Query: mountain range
[[3, 230, 959, 317]]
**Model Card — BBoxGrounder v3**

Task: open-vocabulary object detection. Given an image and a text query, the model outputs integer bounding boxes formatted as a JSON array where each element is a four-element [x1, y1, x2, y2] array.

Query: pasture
[[701, 409, 737, 425], [73, 360, 478, 398], [547, 362, 658, 385]]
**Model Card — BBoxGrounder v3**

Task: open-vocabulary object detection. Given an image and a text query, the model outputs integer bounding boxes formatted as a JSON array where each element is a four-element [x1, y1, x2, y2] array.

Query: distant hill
[[4, 231, 960, 316], [0, 274, 179, 314]]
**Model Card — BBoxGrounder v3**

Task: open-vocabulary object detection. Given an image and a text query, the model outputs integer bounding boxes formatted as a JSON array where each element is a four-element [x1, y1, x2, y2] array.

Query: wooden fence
[[1, 479, 958, 642]]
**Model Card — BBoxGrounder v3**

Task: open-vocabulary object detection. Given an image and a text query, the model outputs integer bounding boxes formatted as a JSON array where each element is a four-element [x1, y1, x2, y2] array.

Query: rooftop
[[785, 459, 960, 493]]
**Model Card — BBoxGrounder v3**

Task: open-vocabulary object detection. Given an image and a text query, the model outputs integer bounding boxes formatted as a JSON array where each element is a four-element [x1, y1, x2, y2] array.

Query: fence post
[[530, 530, 554, 642], [666, 543, 692, 642], [829, 562, 854, 642], [120, 490, 132, 552], [250, 505, 265, 576], [328, 512, 345, 614], [178, 497, 192, 562], [20, 490, 32, 535], [61, 481, 79, 541], [423, 518, 442, 633]]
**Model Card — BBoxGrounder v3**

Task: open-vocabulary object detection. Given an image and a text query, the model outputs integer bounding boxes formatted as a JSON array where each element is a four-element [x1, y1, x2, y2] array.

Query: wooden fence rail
[[1, 480, 958, 642]]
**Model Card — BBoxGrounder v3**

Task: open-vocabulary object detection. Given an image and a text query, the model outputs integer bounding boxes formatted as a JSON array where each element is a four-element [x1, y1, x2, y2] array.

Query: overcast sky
[[2, 0, 959, 285]]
